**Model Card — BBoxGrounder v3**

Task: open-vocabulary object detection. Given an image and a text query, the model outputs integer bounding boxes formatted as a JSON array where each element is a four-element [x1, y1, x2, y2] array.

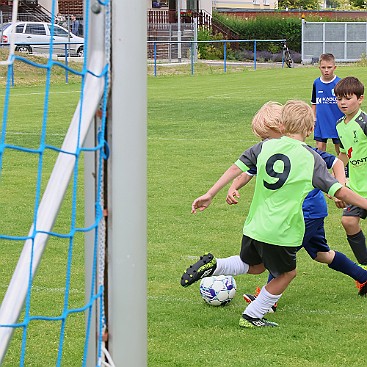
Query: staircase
[[148, 23, 194, 61], [0, 1, 51, 22], [147, 9, 240, 60]]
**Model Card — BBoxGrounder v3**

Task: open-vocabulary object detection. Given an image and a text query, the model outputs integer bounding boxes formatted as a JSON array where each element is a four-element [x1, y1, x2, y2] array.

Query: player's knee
[[341, 216, 360, 234], [248, 263, 266, 274], [314, 250, 333, 264]]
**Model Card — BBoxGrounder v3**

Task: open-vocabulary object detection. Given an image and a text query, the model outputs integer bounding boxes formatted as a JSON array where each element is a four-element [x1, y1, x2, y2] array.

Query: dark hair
[[334, 76, 364, 98]]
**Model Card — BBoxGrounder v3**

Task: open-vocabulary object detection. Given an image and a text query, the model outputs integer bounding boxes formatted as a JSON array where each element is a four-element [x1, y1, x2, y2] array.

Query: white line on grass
[[0, 90, 81, 98], [0, 284, 82, 294], [6, 131, 65, 136], [148, 137, 259, 144], [31, 286, 83, 294]]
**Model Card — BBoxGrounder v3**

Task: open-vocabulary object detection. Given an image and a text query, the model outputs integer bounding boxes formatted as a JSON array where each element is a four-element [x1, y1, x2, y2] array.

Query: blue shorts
[[314, 136, 340, 144], [299, 217, 330, 259]]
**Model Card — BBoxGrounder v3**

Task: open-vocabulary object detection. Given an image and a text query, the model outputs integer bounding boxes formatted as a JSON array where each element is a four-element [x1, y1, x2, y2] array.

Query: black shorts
[[314, 137, 340, 144], [342, 204, 367, 219], [240, 235, 297, 278]]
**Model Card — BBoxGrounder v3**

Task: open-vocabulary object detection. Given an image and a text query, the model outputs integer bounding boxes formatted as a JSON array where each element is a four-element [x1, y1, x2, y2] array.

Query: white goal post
[[0, 0, 147, 364], [0, 0, 107, 362], [107, 1, 147, 366]]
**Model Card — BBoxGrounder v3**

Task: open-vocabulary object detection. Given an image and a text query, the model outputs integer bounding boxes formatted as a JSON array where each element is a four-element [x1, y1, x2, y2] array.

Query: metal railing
[[148, 39, 288, 76]]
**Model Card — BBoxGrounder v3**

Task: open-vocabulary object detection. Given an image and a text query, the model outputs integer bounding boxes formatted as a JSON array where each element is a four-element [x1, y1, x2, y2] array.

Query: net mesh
[[0, 0, 111, 365]]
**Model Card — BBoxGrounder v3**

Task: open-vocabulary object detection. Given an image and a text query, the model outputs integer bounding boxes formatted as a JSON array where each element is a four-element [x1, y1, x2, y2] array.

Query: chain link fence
[[302, 19, 367, 63]]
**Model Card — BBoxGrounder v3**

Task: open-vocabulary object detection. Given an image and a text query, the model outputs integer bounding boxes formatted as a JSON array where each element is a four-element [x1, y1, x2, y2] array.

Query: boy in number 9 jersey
[[181, 100, 367, 328]]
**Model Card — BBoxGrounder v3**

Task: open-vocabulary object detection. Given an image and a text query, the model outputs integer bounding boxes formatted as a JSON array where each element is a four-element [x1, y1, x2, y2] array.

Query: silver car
[[0, 21, 84, 57]]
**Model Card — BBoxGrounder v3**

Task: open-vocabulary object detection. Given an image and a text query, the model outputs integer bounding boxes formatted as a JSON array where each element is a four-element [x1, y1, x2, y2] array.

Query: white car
[[0, 21, 84, 57]]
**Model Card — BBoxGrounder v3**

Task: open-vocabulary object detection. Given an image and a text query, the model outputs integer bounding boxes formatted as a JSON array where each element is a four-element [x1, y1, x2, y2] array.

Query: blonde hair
[[251, 101, 283, 139], [282, 100, 314, 136]]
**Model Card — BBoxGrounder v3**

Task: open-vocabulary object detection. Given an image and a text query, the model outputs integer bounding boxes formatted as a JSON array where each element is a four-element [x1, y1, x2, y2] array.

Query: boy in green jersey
[[334, 77, 367, 281], [181, 100, 367, 328], [228, 102, 367, 310]]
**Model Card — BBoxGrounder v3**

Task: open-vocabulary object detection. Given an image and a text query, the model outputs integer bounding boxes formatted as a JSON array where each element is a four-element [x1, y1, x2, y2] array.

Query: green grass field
[[148, 65, 367, 367], [0, 81, 87, 366], [1, 62, 367, 365]]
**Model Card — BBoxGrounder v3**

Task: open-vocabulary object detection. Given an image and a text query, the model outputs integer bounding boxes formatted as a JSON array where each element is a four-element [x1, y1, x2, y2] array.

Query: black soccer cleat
[[239, 314, 278, 328], [180, 253, 217, 287]]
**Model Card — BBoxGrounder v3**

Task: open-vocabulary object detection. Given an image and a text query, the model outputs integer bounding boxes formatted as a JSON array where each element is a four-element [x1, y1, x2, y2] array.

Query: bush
[[214, 13, 301, 52], [197, 29, 225, 60]]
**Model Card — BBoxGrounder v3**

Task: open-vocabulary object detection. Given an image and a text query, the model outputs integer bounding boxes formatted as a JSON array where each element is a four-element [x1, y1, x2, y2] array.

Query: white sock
[[243, 286, 281, 319], [213, 255, 249, 276]]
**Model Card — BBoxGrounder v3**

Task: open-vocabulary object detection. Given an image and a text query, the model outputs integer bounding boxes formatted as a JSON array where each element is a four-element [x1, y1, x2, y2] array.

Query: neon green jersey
[[235, 136, 342, 247], [336, 109, 367, 197]]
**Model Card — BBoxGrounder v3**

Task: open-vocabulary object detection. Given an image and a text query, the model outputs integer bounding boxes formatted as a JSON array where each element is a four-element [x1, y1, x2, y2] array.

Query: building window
[[253, 0, 260, 4], [187, 0, 199, 11], [263, 0, 270, 5]]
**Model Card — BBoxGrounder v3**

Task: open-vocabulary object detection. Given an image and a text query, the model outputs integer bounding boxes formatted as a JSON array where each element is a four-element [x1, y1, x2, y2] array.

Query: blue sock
[[328, 251, 367, 283], [267, 273, 274, 283]]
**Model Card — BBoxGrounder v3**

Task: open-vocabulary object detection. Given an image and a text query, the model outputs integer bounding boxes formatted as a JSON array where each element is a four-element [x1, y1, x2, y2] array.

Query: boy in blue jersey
[[311, 53, 344, 155], [334, 77, 367, 290], [180, 100, 367, 328], [225, 102, 367, 309]]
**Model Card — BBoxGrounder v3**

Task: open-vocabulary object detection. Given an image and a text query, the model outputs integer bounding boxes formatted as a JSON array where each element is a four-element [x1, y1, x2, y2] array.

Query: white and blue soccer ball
[[199, 275, 237, 306]]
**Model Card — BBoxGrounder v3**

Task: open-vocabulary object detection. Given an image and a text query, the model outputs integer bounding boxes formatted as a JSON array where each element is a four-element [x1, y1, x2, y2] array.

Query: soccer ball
[[199, 275, 237, 306]]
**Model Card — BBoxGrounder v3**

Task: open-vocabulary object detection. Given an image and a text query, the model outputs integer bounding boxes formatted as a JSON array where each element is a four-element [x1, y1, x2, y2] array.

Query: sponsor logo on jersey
[[316, 96, 337, 104], [349, 156, 367, 166], [353, 130, 358, 143]]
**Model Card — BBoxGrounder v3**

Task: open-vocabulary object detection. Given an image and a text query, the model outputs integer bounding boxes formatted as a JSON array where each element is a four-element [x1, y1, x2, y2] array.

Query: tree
[[350, 0, 367, 8], [278, 0, 322, 9]]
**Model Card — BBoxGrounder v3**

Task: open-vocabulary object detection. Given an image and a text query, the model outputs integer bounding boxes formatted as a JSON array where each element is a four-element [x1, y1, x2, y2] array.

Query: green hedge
[[214, 13, 302, 52]]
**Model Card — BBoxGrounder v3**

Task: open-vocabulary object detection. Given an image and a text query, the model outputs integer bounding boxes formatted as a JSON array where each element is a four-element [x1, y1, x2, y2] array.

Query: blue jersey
[[311, 76, 344, 139], [247, 147, 337, 220]]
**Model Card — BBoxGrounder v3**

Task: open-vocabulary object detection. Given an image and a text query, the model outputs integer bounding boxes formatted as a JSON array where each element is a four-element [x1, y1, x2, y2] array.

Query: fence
[[147, 39, 288, 76], [1, 41, 84, 84], [302, 19, 367, 63], [148, 22, 195, 61]]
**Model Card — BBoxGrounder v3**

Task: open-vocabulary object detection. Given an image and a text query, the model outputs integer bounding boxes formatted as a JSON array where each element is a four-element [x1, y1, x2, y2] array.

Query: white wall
[[201, 0, 212, 15], [213, 0, 278, 9], [39, 0, 58, 14]]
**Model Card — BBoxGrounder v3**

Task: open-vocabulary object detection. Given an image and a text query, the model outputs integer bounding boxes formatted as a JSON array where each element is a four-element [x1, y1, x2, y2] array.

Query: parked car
[[0, 21, 84, 57]]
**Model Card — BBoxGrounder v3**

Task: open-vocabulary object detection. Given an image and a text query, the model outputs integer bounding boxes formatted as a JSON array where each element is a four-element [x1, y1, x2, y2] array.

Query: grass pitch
[[148, 65, 367, 367], [1, 61, 367, 365]]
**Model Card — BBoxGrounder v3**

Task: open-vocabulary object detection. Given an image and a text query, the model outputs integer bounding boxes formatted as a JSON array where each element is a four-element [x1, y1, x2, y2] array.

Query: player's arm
[[311, 104, 316, 121], [330, 158, 347, 208], [334, 186, 367, 210], [337, 152, 349, 167], [191, 164, 243, 214], [192, 142, 261, 213], [331, 158, 346, 185], [226, 172, 253, 205], [311, 83, 317, 120]]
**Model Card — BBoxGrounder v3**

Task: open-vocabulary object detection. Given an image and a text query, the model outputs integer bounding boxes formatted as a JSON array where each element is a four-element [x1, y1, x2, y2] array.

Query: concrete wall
[[39, 0, 58, 13]]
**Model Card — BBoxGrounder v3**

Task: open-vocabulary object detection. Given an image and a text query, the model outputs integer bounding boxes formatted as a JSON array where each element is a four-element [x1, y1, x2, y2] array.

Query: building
[[147, 0, 277, 12], [213, 0, 278, 9]]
